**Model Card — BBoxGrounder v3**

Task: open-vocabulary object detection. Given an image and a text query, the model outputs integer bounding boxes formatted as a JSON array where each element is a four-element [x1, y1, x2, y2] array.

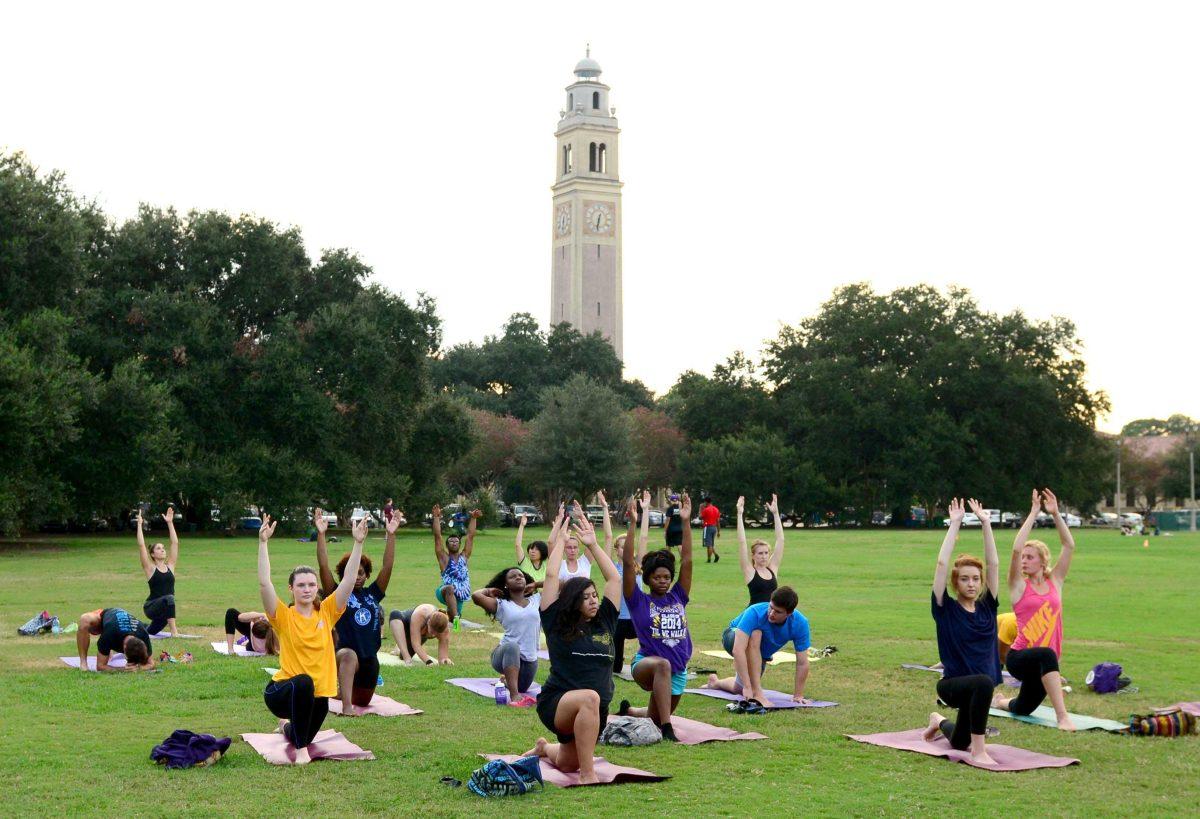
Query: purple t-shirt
[[625, 582, 693, 674]]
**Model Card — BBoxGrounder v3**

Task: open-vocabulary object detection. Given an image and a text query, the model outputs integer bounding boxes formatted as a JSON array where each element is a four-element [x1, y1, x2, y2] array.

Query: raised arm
[[622, 496, 638, 599], [932, 499, 964, 605], [767, 493, 785, 572], [637, 489, 651, 565], [333, 517, 368, 609], [471, 586, 501, 617], [598, 491, 613, 552], [540, 503, 568, 609], [431, 504, 448, 570], [678, 493, 694, 594], [968, 498, 1000, 599], [616, 495, 637, 562], [514, 514, 527, 564], [135, 510, 152, 576], [574, 502, 621, 608], [376, 511, 400, 592], [463, 509, 481, 558], [257, 515, 280, 617], [736, 496, 753, 582], [1009, 489, 1041, 594], [1043, 488, 1076, 585], [164, 506, 179, 568], [313, 508, 337, 595]]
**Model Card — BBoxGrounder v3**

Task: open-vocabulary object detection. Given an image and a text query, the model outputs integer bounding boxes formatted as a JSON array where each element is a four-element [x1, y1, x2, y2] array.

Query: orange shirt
[[267, 594, 345, 697]]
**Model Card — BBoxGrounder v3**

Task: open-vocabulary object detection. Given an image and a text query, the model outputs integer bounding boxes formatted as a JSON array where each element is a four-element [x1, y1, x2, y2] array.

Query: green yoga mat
[[989, 704, 1127, 732]]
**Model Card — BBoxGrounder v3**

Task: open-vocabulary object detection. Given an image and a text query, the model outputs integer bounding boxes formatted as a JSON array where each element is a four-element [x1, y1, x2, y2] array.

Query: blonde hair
[[951, 553, 984, 595], [1021, 539, 1053, 579], [750, 539, 771, 556], [427, 611, 450, 636]]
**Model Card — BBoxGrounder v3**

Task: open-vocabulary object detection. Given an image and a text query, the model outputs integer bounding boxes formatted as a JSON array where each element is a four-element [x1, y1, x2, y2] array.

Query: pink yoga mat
[[609, 714, 764, 745], [1156, 702, 1200, 717], [683, 687, 837, 709], [482, 754, 667, 787], [328, 694, 422, 717], [846, 728, 1079, 771], [446, 677, 542, 699], [241, 730, 375, 764], [60, 655, 126, 670]]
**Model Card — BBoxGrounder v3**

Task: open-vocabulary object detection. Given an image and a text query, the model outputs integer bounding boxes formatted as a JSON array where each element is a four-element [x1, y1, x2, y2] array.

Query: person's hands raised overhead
[[259, 514, 278, 542], [314, 508, 328, 535]]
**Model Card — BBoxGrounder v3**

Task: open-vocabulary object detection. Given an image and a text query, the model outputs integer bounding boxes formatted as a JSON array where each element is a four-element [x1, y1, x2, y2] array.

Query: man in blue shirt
[[703, 586, 812, 705]]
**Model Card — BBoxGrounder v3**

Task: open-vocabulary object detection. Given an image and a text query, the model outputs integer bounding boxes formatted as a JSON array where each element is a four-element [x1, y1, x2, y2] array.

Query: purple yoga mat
[[151, 632, 201, 639], [618, 714, 764, 745], [901, 663, 1021, 688], [446, 677, 541, 699], [61, 655, 126, 670], [241, 730, 375, 764], [683, 687, 838, 709], [846, 728, 1079, 771], [328, 694, 422, 717], [481, 754, 667, 787]]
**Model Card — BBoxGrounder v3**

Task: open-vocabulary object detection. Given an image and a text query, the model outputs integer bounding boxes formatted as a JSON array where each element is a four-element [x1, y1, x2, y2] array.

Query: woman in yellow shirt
[[258, 513, 368, 765]]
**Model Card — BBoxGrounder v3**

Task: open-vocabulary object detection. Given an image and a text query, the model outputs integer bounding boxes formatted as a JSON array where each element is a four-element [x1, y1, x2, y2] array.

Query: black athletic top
[[337, 582, 385, 660], [539, 597, 618, 710], [97, 608, 153, 656], [147, 566, 175, 601], [747, 568, 778, 606]]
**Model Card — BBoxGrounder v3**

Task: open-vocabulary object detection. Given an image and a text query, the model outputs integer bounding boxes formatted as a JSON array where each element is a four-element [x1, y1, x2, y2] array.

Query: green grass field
[[2, 525, 1197, 816]]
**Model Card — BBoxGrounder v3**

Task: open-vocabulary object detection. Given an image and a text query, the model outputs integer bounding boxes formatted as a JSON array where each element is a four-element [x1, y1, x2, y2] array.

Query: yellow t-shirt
[[997, 612, 1018, 647], [268, 594, 345, 698]]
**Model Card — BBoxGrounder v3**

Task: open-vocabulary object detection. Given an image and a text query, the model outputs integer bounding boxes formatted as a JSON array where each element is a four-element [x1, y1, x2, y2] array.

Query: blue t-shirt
[[335, 581, 385, 660], [931, 589, 1002, 685], [729, 602, 810, 660], [616, 564, 630, 620]]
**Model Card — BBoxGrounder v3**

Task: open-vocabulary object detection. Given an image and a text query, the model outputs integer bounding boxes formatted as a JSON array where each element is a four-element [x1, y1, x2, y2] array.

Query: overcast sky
[[5, 1, 1198, 432]]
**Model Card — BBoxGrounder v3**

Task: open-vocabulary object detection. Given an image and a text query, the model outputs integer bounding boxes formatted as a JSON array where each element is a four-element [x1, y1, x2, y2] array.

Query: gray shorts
[[703, 526, 718, 547]]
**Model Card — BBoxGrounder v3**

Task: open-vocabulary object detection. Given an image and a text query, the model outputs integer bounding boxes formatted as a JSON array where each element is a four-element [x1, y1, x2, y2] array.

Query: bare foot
[[1057, 715, 1078, 731], [923, 712, 945, 742], [274, 719, 289, 735], [578, 770, 599, 785], [336, 707, 359, 717], [750, 689, 769, 704], [991, 693, 1009, 709], [971, 751, 997, 766], [704, 673, 719, 689], [523, 737, 549, 758], [293, 746, 311, 765]]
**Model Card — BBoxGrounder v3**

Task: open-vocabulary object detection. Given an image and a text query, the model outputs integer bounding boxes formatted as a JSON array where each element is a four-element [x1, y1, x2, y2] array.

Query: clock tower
[[551, 49, 623, 359]]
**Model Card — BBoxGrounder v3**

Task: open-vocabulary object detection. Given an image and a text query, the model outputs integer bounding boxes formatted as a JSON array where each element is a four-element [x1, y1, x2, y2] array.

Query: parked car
[[647, 508, 665, 527], [495, 503, 514, 527], [511, 504, 543, 525], [239, 509, 263, 531], [1090, 512, 1119, 527], [584, 505, 607, 524], [1035, 511, 1082, 528], [350, 507, 382, 528], [1001, 511, 1024, 528]]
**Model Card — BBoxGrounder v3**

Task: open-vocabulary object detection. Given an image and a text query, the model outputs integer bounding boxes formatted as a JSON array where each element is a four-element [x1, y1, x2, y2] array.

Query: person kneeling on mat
[[317, 507, 401, 716], [472, 566, 540, 706], [922, 498, 1002, 765], [258, 514, 367, 765], [617, 492, 696, 741], [387, 604, 452, 666], [703, 586, 811, 706], [76, 607, 155, 672], [525, 502, 622, 785]]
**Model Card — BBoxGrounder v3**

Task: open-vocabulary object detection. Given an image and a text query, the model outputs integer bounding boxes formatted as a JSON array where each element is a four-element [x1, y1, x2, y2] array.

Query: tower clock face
[[585, 202, 614, 235], [555, 205, 571, 236]]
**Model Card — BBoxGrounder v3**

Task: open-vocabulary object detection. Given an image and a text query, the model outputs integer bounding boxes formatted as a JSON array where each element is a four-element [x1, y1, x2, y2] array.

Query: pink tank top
[[1010, 578, 1063, 656]]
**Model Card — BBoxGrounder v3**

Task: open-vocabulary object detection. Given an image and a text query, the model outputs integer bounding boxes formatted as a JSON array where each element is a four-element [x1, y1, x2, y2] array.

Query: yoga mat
[[61, 655, 126, 670], [846, 729, 1079, 771], [446, 677, 542, 698], [1156, 702, 1200, 717], [683, 687, 837, 709], [611, 714, 764, 745], [211, 641, 264, 657], [241, 730, 375, 764], [481, 754, 667, 787], [458, 618, 485, 631], [486, 632, 550, 661], [150, 632, 202, 639], [989, 705, 1127, 733], [702, 649, 796, 666], [328, 694, 422, 717], [377, 652, 404, 667], [902, 663, 1021, 687]]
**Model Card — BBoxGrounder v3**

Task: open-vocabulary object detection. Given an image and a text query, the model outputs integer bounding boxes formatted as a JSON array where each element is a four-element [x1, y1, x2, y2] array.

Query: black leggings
[[143, 595, 176, 635], [264, 674, 328, 749], [1004, 647, 1060, 716], [935, 674, 995, 750], [613, 618, 637, 672], [224, 608, 255, 641]]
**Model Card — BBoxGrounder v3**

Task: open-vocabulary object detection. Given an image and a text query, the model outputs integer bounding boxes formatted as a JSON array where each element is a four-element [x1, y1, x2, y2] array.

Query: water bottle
[[494, 681, 509, 705]]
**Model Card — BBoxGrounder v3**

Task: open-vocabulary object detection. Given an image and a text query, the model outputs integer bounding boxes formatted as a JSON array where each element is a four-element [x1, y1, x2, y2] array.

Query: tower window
[[569, 93, 574, 110], [598, 143, 607, 174], [592, 91, 600, 109], [562, 144, 573, 175], [597, 301, 601, 316], [589, 142, 597, 172]]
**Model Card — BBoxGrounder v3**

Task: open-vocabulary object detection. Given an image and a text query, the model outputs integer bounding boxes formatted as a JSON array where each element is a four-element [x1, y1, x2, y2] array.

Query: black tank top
[[147, 566, 175, 600], [747, 569, 777, 605]]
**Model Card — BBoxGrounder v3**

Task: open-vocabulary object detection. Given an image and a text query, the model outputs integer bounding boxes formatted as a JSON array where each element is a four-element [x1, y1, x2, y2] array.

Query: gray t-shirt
[[497, 594, 543, 662]]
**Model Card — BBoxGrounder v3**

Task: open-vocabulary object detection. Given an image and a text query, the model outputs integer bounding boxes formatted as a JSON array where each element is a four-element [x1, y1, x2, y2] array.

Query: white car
[[1036, 511, 1082, 528], [350, 507, 381, 528], [945, 509, 1000, 527]]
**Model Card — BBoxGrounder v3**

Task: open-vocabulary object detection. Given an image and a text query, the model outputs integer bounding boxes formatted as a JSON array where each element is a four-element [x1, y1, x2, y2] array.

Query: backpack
[[467, 756, 544, 797], [17, 611, 53, 636], [1086, 662, 1131, 694], [1128, 709, 1196, 737], [600, 716, 662, 746]]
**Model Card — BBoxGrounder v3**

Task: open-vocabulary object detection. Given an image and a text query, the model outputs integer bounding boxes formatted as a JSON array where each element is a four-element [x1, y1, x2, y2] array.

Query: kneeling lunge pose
[[258, 514, 366, 764], [704, 585, 812, 704], [992, 488, 1077, 730], [387, 604, 452, 665], [137, 507, 180, 637], [317, 507, 400, 715], [432, 503, 478, 625], [618, 493, 695, 741], [525, 503, 622, 785], [472, 566, 540, 706], [76, 607, 155, 672], [923, 498, 1002, 765]]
